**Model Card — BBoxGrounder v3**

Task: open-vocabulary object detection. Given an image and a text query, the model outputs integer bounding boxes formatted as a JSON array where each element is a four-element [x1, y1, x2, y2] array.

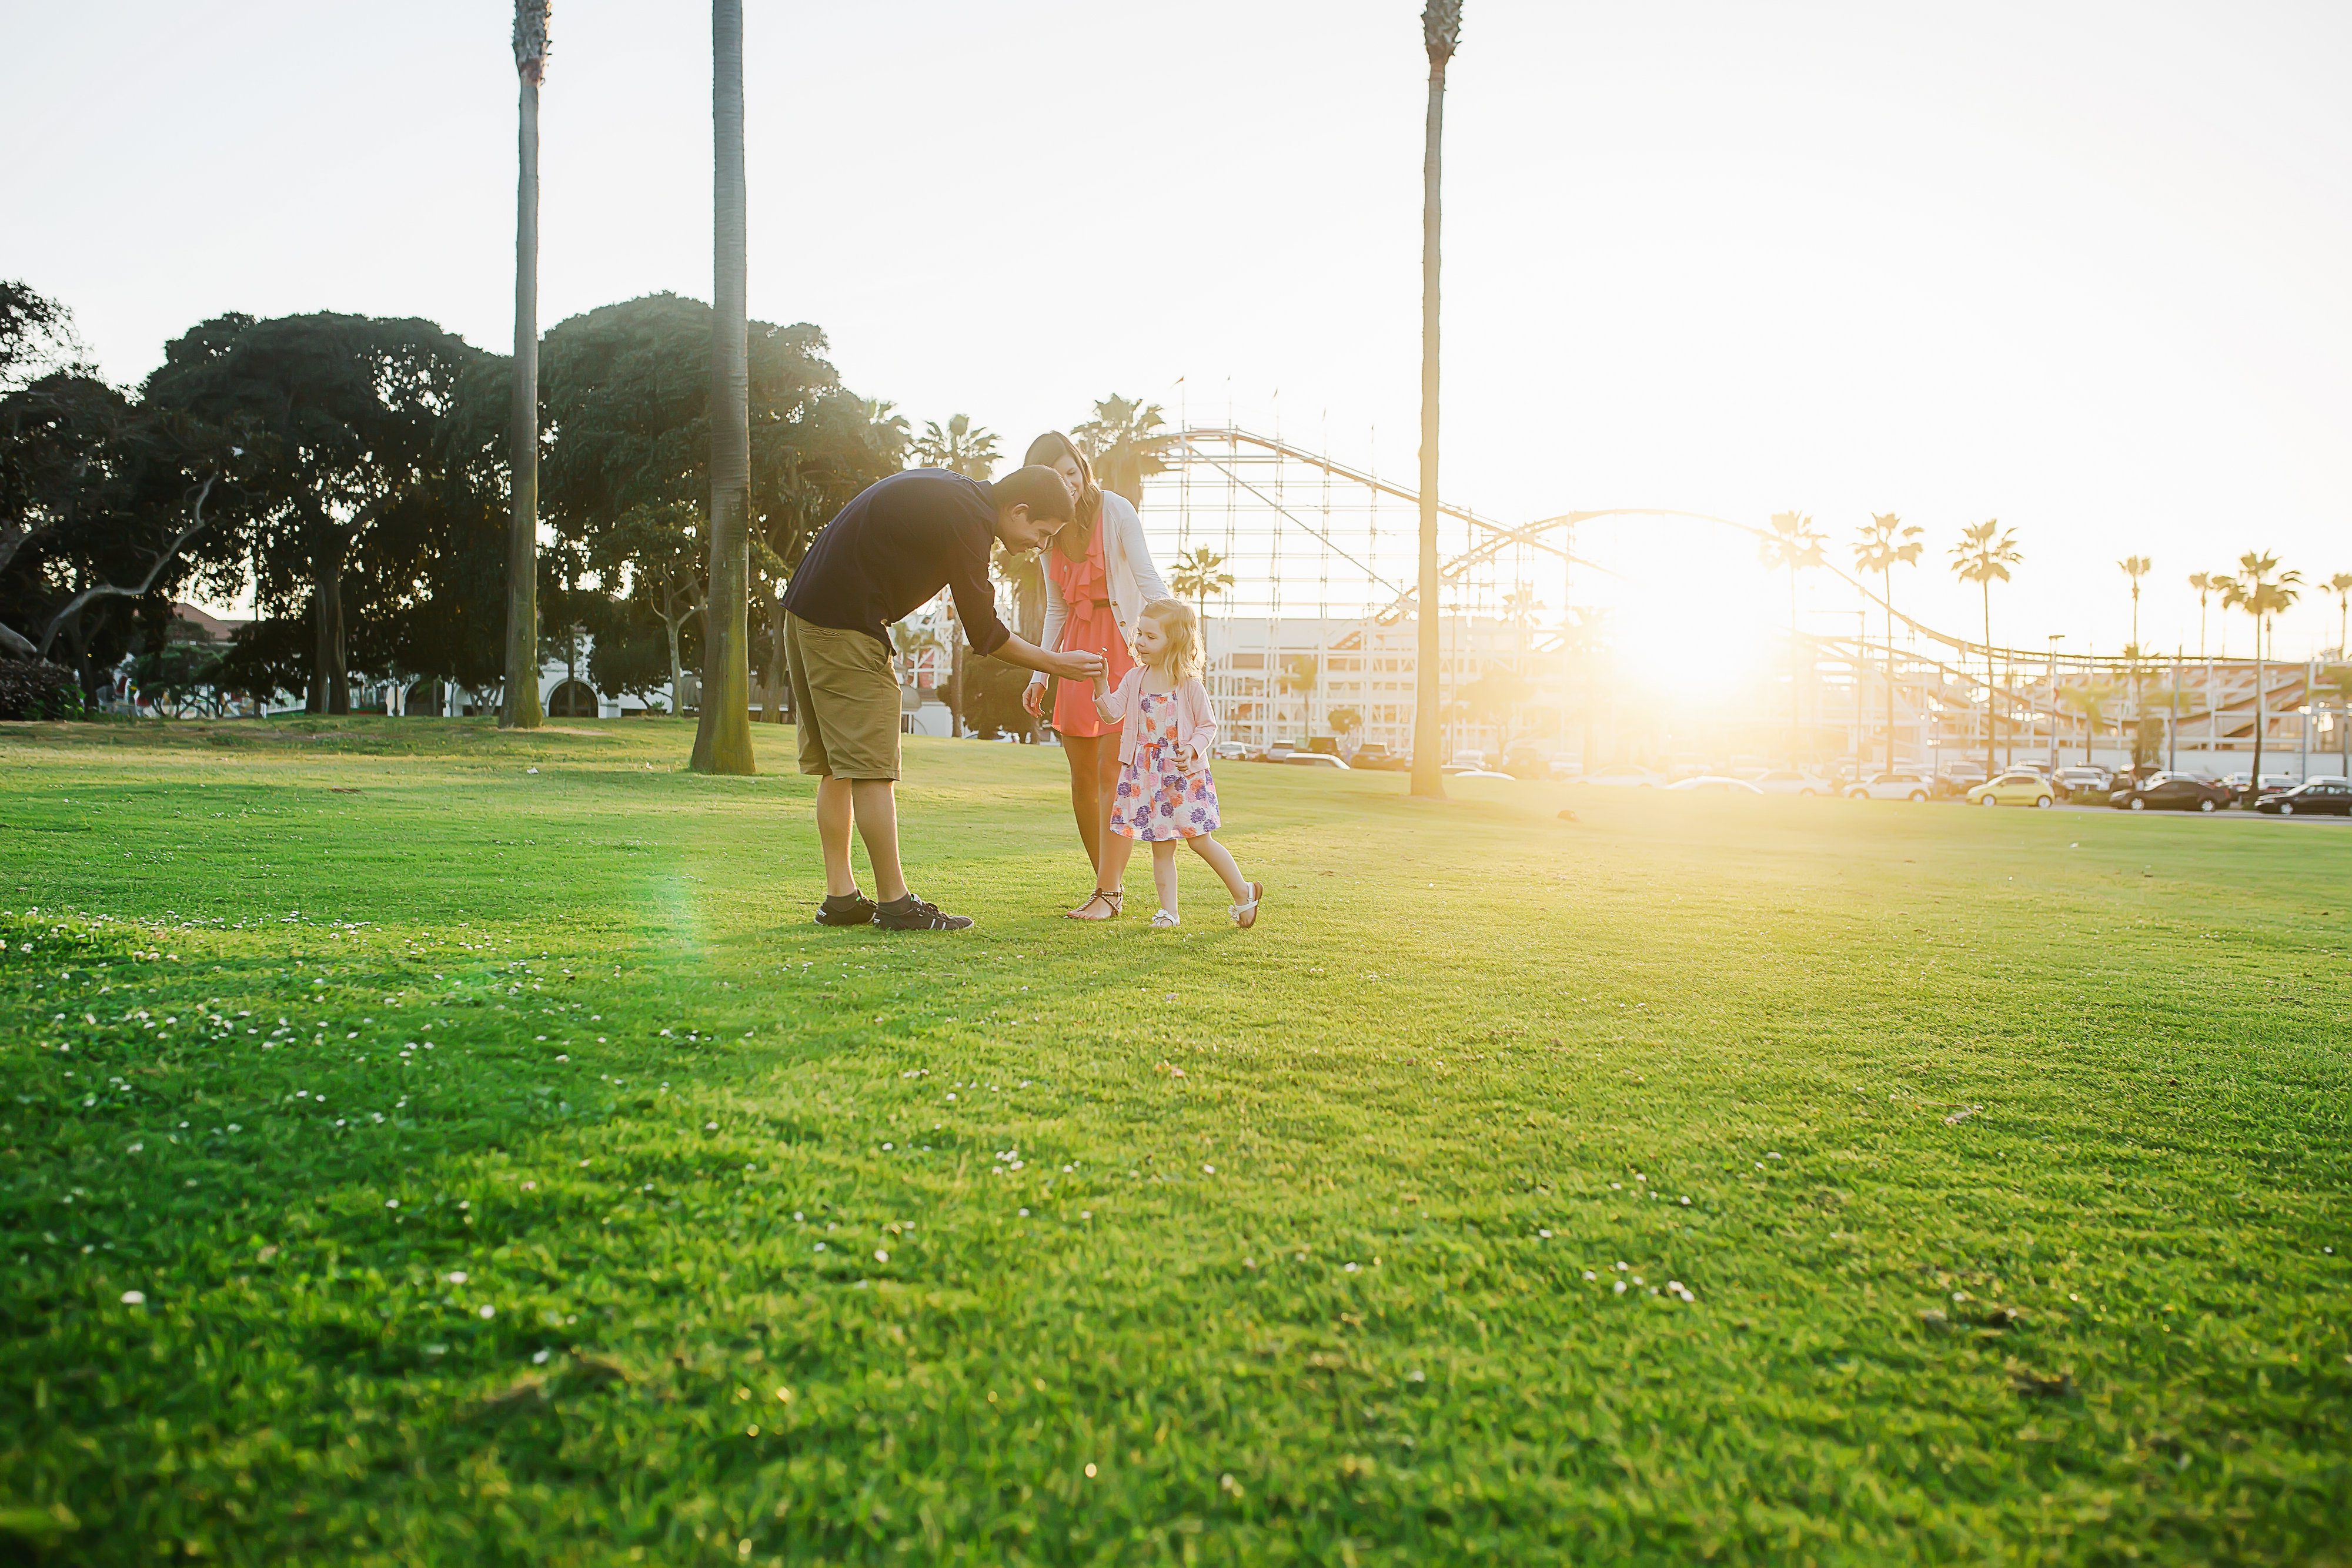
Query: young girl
[[1075, 599, 1264, 929]]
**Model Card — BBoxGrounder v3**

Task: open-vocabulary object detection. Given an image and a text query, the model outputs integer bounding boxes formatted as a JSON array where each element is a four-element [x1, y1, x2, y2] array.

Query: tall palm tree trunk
[[1982, 580, 1996, 779], [1882, 571, 1897, 772], [691, 0, 756, 774], [2251, 614, 2266, 788], [502, 3, 548, 730], [1411, 2, 1460, 801]]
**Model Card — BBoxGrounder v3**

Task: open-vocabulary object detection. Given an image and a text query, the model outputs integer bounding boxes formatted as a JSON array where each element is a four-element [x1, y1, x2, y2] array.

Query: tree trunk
[[691, 0, 757, 774], [502, 61, 544, 730], [1410, 21, 1453, 801], [763, 596, 787, 722], [2251, 616, 2266, 787], [1883, 576, 1897, 773], [309, 534, 350, 714], [664, 611, 686, 710], [1982, 583, 1996, 780]]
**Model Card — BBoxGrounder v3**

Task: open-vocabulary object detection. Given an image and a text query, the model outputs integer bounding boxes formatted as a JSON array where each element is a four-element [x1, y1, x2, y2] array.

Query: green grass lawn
[[2, 717, 2347, 1566]]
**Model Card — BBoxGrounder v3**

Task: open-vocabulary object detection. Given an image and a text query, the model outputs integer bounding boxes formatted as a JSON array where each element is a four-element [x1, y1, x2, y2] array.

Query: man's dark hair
[[992, 464, 1075, 524]]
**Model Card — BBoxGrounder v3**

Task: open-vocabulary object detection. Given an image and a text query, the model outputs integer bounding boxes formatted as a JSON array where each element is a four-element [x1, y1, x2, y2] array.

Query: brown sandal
[[1229, 882, 1264, 929], [1065, 889, 1123, 921]]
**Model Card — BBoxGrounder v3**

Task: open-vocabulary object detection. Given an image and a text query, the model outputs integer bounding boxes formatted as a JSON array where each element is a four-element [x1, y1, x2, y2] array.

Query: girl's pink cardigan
[[1104, 668, 1217, 773]]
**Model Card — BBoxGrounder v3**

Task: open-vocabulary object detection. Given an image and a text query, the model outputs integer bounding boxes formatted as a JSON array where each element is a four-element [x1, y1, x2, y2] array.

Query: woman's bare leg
[[1186, 834, 1251, 902], [1061, 732, 1108, 872], [1092, 726, 1124, 874], [1151, 840, 1181, 919], [1071, 830, 1134, 920]]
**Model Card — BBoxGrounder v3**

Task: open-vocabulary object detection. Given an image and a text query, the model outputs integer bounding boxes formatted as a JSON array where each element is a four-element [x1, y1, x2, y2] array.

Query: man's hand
[[1050, 649, 1106, 682], [1021, 681, 1045, 718]]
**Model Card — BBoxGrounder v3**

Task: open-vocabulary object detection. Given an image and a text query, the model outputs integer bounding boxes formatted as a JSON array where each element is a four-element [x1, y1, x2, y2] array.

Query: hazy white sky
[[7, 1, 2351, 657]]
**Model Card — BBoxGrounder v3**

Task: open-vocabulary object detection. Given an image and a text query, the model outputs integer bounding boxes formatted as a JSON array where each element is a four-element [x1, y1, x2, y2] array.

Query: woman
[[1018, 430, 1172, 918]]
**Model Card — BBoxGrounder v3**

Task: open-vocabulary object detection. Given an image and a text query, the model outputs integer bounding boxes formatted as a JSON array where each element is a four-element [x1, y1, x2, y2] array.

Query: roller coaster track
[[1162, 427, 2230, 671]]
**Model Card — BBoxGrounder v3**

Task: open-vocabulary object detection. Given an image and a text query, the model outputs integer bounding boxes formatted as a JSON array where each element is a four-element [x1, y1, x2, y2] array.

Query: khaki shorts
[[784, 613, 901, 780]]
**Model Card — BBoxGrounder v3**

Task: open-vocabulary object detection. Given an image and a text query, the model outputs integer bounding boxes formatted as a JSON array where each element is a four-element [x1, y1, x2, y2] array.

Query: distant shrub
[[0, 658, 86, 721]]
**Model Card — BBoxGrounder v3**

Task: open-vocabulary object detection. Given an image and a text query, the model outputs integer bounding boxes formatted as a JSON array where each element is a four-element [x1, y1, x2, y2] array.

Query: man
[[780, 464, 1106, 931]]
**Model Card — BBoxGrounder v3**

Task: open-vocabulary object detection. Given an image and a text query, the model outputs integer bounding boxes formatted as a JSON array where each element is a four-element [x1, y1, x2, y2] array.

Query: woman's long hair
[[1023, 430, 1102, 550]]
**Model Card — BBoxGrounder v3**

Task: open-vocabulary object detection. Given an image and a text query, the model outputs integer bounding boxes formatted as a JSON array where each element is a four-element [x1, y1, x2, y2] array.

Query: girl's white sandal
[[1150, 910, 1181, 929], [1229, 882, 1264, 929]]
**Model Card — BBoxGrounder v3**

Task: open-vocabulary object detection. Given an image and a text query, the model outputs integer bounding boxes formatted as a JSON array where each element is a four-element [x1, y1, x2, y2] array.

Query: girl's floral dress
[[1109, 690, 1220, 841]]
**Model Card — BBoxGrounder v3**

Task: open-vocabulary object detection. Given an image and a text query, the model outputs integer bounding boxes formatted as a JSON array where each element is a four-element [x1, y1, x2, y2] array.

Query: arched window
[[547, 680, 599, 718]]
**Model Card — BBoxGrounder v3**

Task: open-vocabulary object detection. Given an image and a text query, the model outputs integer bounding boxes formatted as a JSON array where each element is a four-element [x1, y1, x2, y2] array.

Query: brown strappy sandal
[[1065, 889, 1123, 921]]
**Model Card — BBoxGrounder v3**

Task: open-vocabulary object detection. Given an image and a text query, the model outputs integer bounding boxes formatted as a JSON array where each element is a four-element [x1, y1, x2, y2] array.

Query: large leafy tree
[[1, 285, 242, 680], [533, 292, 898, 718], [145, 312, 481, 713]]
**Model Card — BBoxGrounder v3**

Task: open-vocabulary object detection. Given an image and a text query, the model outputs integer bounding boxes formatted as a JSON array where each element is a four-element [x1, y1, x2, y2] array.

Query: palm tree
[[1761, 510, 1826, 760], [2217, 551, 2302, 787], [1073, 395, 1176, 508], [1949, 520, 2023, 779], [1279, 653, 1319, 733], [2056, 680, 2119, 766], [2187, 571, 2216, 661], [501, 0, 552, 732], [690, 0, 756, 774], [1412, 0, 1462, 803], [913, 414, 1000, 480], [890, 618, 939, 687], [1169, 546, 1234, 624], [2316, 662, 2352, 777], [2119, 554, 2151, 730], [1500, 583, 1540, 668], [2326, 571, 2352, 658], [1852, 511, 1923, 772]]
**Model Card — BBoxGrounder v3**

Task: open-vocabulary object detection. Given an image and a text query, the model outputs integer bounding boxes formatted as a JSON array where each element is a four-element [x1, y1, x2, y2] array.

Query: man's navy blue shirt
[[780, 469, 1010, 656]]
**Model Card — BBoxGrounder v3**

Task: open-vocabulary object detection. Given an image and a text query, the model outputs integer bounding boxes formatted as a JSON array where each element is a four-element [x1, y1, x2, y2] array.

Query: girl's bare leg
[[1071, 830, 1134, 920], [1151, 840, 1181, 918], [1185, 833, 1251, 902]]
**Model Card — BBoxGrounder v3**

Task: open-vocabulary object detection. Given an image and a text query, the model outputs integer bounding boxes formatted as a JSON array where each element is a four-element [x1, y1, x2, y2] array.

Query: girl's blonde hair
[[1138, 598, 1204, 680]]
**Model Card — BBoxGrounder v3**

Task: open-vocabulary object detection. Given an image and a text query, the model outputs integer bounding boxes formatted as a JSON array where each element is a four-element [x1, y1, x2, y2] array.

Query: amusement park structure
[[1122, 426, 2351, 777]]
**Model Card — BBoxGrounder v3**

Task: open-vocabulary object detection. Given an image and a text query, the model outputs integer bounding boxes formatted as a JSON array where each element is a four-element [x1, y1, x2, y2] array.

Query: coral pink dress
[[1047, 523, 1135, 738]]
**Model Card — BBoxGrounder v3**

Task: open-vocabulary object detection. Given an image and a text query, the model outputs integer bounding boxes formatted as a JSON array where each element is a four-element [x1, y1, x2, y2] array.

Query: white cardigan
[[1027, 491, 1172, 688]]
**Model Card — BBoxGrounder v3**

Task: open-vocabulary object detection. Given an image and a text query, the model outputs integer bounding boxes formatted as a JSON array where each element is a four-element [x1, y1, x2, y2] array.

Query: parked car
[[1258, 741, 1298, 765], [1213, 740, 1254, 761], [1933, 763, 1989, 799], [2217, 771, 2298, 806], [1966, 771, 2056, 808], [1284, 752, 1349, 770], [1347, 741, 1408, 771], [1847, 771, 1934, 801], [1752, 768, 1830, 797], [2051, 765, 2111, 802], [1502, 746, 1559, 780], [2110, 773, 2230, 812], [1449, 748, 1491, 770], [2256, 779, 2352, 817], [1665, 775, 1764, 795]]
